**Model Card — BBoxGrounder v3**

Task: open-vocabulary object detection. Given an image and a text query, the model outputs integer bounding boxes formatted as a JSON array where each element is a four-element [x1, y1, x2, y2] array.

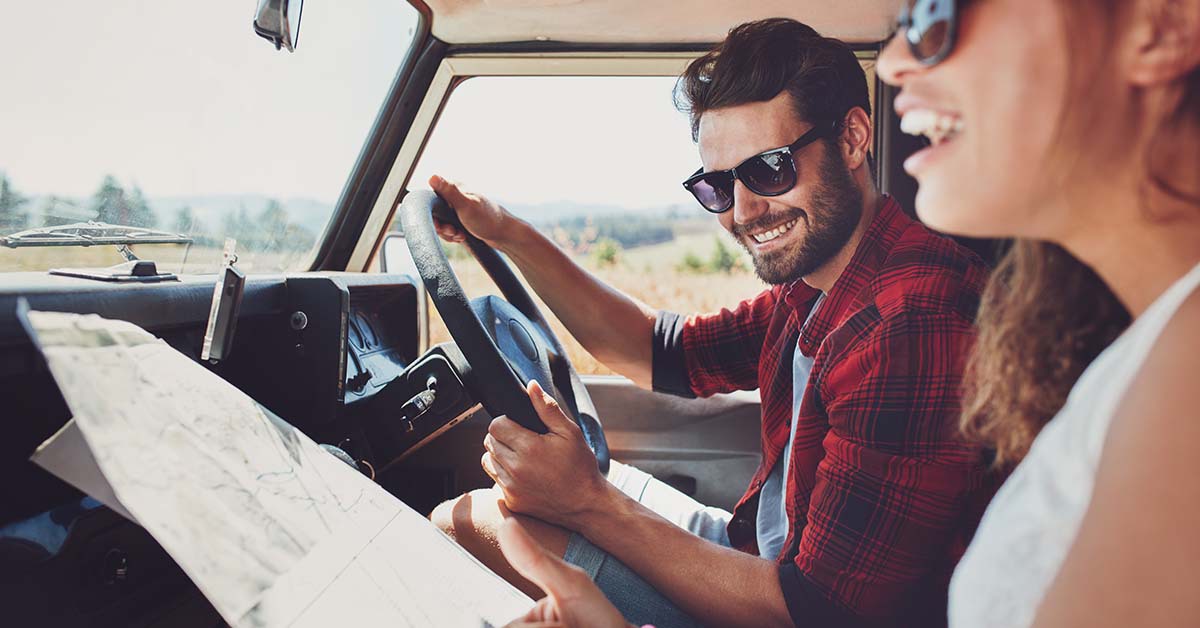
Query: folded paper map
[[23, 309, 531, 627]]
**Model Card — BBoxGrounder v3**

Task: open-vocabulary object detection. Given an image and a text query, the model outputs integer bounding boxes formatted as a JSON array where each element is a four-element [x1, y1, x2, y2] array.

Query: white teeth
[[751, 219, 798, 244], [900, 109, 963, 146]]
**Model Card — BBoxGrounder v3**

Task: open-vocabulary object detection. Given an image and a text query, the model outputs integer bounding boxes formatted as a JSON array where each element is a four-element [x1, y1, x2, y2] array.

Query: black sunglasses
[[896, 0, 966, 66], [682, 121, 838, 214]]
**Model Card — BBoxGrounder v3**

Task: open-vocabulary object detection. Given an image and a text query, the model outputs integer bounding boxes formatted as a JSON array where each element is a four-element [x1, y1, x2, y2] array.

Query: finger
[[429, 174, 472, 208], [482, 452, 512, 485], [489, 415, 537, 451], [484, 433, 520, 468], [526, 380, 578, 435], [435, 221, 464, 241], [498, 518, 589, 601]]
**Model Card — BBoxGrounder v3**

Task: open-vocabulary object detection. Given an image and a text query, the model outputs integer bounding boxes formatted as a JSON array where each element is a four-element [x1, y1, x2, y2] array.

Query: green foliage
[[218, 199, 316, 256], [678, 250, 706, 273], [88, 176, 157, 228], [126, 185, 157, 228], [172, 206, 198, 234], [0, 172, 30, 233], [256, 199, 289, 253], [39, 196, 88, 227], [677, 237, 748, 274], [591, 238, 621, 267], [549, 213, 673, 250], [708, 237, 744, 274]]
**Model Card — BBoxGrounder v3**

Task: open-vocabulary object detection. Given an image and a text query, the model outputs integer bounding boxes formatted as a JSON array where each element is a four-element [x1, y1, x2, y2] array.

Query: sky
[[411, 76, 702, 210], [0, 0, 417, 203], [1, 1, 706, 213]]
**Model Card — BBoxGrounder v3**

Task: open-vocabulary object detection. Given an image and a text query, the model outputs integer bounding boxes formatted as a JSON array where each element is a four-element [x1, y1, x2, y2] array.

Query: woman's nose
[[877, 30, 923, 87]]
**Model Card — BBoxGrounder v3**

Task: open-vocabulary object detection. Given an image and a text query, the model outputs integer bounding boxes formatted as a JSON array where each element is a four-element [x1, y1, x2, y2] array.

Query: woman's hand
[[499, 517, 632, 628]]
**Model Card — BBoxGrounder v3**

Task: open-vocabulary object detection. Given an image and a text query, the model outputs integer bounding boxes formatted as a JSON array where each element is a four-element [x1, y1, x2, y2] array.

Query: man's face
[[697, 92, 863, 286]]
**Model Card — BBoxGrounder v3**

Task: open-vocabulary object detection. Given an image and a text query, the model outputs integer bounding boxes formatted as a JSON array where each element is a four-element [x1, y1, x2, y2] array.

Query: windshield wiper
[[0, 221, 193, 248]]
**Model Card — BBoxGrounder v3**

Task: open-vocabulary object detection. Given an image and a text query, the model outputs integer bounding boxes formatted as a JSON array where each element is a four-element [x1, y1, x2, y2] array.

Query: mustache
[[731, 207, 807, 240]]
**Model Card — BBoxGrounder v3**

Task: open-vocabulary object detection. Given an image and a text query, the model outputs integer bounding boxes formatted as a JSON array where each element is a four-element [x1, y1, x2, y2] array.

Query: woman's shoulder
[[1107, 287, 1200, 453]]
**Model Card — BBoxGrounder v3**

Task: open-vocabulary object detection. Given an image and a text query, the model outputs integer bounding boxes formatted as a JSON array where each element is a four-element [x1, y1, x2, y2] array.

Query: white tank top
[[949, 261, 1200, 628]]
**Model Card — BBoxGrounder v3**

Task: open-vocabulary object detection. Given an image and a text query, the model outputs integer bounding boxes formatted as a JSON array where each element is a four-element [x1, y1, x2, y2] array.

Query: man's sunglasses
[[896, 0, 969, 66], [682, 120, 838, 214]]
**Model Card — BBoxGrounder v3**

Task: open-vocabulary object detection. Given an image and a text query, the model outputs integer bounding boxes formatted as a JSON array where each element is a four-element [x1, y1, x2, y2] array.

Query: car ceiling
[[423, 0, 904, 45]]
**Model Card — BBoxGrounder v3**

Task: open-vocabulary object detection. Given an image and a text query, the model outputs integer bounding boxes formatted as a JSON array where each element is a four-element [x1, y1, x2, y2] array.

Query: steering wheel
[[398, 190, 610, 475]]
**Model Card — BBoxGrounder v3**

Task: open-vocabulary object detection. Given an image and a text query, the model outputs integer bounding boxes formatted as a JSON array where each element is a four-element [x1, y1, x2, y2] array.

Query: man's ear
[[840, 106, 873, 171], [1123, 0, 1200, 86]]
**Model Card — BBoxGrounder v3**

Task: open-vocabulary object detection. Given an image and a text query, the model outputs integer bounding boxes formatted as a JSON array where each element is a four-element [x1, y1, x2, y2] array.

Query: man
[[431, 18, 994, 628]]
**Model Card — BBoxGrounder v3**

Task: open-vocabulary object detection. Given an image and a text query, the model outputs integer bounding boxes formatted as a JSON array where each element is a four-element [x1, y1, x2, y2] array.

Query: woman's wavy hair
[[962, 1, 1200, 467]]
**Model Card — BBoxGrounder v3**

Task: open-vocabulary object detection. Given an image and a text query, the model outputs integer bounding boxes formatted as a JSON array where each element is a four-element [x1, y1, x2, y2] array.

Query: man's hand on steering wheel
[[399, 183, 611, 469], [483, 380, 610, 529], [429, 175, 519, 248]]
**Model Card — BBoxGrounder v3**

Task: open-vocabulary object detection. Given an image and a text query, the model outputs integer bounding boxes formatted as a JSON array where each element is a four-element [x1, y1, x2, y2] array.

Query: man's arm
[[487, 309, 988, 626], [484, 381, 792, 628], [431, 176, 656, 387]]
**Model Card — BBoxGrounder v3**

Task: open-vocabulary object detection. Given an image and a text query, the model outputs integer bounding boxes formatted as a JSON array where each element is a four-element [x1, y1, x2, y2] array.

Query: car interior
[[0, 1, 999, 625]]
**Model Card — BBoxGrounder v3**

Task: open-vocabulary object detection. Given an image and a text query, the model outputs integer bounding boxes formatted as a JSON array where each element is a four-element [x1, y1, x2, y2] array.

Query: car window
[[406, 76, 766, 376], [0, 1, 420, 274]]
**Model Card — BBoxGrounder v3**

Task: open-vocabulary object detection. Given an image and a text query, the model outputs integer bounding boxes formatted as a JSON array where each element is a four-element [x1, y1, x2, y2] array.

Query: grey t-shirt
[[756, 294, 823, 560]]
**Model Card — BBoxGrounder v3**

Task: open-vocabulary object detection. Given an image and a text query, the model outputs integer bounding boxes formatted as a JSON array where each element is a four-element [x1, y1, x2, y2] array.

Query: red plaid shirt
[[652, 198, 998, 626]]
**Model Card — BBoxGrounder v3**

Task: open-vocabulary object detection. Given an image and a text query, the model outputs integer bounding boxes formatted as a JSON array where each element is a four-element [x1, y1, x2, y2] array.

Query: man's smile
[[749, 218, 800, 244]]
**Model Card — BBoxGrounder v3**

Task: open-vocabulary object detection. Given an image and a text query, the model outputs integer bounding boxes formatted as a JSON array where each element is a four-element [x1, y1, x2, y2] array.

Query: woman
[[501, 0, 1200, 625], [877, 0, 1200, 626]]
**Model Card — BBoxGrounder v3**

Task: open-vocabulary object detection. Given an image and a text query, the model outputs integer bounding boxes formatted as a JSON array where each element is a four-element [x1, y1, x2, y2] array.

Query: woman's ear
[[840, 106, 873, 171], [1123, 0, 1200, 86]]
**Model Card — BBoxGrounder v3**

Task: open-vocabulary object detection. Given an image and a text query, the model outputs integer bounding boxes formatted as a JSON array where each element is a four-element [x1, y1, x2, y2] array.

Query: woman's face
[[876, 0, 1073, 239]]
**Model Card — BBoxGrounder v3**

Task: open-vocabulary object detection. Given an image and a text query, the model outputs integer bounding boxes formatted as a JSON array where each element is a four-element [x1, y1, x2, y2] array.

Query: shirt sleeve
[[780, 309, 986, 623], [651, 287, 781, 398]]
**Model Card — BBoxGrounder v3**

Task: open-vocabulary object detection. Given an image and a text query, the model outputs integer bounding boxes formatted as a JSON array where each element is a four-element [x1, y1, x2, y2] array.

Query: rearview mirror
[[253, 0, 304, 52]]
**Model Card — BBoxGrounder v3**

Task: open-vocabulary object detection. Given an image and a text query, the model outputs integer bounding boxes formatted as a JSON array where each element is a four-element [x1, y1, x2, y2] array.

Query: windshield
[[0, 1, 420, 274]]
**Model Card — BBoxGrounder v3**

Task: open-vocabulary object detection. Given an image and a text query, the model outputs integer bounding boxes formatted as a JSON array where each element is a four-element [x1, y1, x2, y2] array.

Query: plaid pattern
[[670, 198, 997, 625]]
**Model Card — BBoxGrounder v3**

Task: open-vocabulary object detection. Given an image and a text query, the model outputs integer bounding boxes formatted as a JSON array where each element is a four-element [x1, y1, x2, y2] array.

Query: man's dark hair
[[676, 18, 872, 146]]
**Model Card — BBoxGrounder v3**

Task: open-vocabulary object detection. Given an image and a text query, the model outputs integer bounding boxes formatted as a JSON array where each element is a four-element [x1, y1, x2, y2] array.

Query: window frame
[[349, 51, 878, 272]]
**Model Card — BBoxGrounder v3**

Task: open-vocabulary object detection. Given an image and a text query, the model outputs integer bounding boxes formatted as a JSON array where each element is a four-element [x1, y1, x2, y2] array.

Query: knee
[[429, 495, 461, 538], [430, 487, 502, 544]]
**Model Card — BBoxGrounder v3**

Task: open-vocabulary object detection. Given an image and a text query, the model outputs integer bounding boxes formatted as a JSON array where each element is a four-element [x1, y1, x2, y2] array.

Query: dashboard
[[0, 271, 477, 626]]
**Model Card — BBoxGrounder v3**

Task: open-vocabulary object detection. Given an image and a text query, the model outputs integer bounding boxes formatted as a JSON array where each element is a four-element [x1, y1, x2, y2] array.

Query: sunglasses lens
[[740, 150, 796, 196], [688, 174, 734, 213], [907, 0, 954, 63]]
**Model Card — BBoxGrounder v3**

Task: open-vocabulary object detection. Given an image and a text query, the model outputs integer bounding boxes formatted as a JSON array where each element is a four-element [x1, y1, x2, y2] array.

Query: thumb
[[527, 380, 576, 434], [498, 518, 585, 602], [429, 174, 472, 208]]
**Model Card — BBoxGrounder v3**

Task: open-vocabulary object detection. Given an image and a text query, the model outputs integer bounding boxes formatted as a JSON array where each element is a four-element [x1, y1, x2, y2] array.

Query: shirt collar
[[781, 196, 912, 357]]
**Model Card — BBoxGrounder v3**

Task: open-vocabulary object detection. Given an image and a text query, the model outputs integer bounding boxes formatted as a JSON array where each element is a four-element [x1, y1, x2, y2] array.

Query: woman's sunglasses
[[896, 0, 967, 66], [682, 120, 838, 214]]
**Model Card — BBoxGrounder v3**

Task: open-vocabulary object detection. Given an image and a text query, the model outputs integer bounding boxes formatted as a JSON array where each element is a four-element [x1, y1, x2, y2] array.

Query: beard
[[733, 143, 864, 285]]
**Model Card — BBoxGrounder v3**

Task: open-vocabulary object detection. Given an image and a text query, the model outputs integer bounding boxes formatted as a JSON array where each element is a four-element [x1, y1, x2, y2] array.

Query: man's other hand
[[429, 175, 518, 248], [482, 380, 609, 528], [499, 517, 631, 628]]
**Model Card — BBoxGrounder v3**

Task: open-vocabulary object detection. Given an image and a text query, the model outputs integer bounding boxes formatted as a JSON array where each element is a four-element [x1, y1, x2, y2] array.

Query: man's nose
[[877, 31, 922, 86], [731, 179, 769, 226]]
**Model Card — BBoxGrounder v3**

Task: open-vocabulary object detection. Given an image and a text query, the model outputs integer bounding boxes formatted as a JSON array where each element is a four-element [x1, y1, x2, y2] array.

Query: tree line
[[548, 214, 674, 251], [0, 172, 316, 254]]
